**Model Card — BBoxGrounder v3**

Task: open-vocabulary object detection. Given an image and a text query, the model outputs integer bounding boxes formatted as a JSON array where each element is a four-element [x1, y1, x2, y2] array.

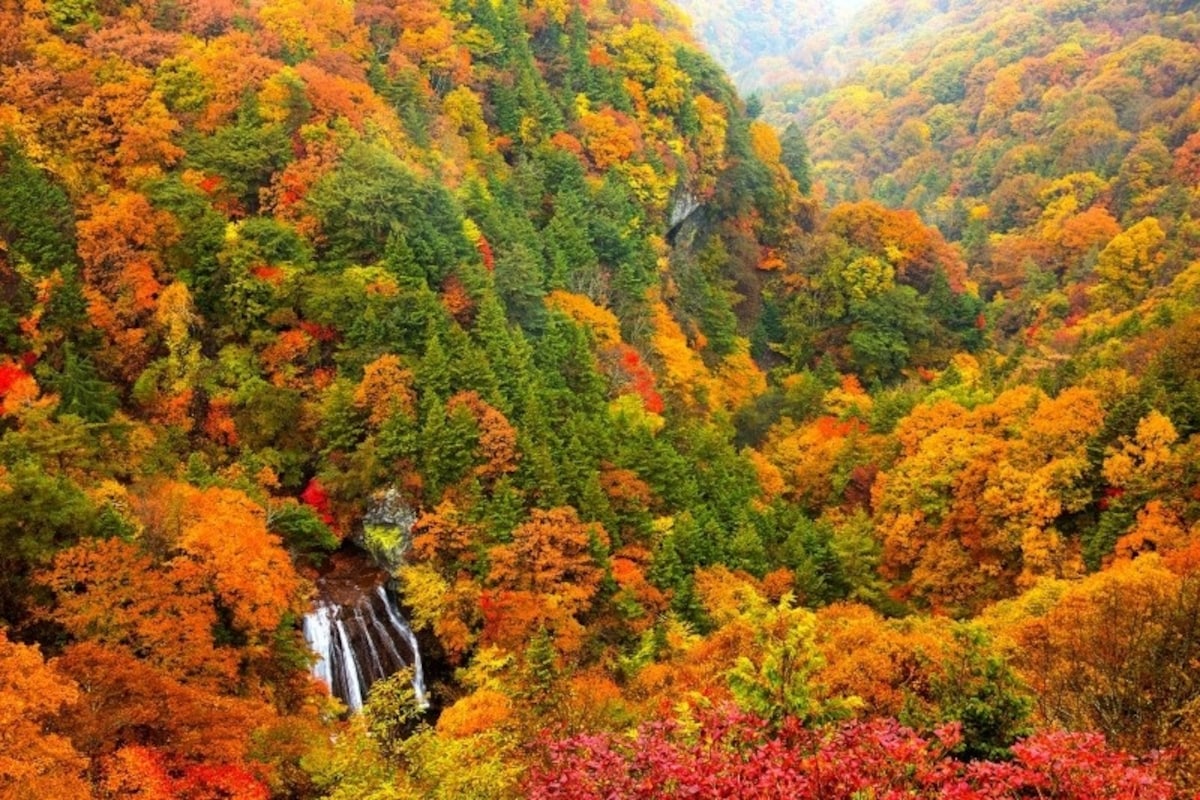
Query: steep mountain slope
[[3, 0, 1200, 797], [0, 0, 809, 794], [775, 0, 1200, 423]]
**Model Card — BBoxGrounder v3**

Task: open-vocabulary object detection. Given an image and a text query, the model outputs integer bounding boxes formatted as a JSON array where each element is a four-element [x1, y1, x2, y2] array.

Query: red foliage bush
[[528, 708, 1180, 800]]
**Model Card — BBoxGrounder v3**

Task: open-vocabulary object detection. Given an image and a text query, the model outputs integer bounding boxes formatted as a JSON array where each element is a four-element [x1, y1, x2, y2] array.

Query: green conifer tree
[[55, 344, 118, 423]]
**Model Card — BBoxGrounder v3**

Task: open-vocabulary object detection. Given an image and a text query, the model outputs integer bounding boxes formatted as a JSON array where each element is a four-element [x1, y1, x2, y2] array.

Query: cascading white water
[[332, 617, 365, 710], [303, 605, 334, 689], [303, 585, 428, 712], [378, 585, 429, 708]]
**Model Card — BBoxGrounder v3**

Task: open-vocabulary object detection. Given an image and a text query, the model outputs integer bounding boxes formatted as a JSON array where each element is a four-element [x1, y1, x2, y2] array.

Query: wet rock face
[[667, 187, 705, 247], [302, 548, 427, 712], [310, 548, 391, 606], [358, 488, 418, 571]]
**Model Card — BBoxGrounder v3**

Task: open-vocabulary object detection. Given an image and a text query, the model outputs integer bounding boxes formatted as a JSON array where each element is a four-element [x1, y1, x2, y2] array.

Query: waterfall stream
[[302, 552, 428, 712]]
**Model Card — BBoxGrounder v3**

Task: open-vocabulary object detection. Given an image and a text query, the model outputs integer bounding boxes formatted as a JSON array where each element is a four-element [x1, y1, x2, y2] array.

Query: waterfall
[[378, 585, 429, 708], [332, 617, 365, 711], [303, 583, 428, 712]]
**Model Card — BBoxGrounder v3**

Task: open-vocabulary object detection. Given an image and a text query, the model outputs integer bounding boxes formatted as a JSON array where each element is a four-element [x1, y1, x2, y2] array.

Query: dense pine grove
[[2, 0, 1200, 797]]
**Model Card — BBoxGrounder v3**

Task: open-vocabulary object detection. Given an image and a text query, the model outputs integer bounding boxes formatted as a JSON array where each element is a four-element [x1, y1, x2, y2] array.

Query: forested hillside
[[668, 0, 870, 91], [757, 0, 1200, 567], [3, 0, 1200, 797]]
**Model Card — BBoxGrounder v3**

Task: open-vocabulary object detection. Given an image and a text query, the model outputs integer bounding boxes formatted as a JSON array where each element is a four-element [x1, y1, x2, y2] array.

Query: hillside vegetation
[[668, 0, 870, 91], [2, 0, 1200, 797]]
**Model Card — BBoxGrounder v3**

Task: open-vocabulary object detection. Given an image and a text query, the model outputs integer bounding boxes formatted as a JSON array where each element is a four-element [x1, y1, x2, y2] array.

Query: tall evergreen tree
[[0, 142, 77, 274], [780, 123, 813, 195], [55, 345, 118, 423]]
